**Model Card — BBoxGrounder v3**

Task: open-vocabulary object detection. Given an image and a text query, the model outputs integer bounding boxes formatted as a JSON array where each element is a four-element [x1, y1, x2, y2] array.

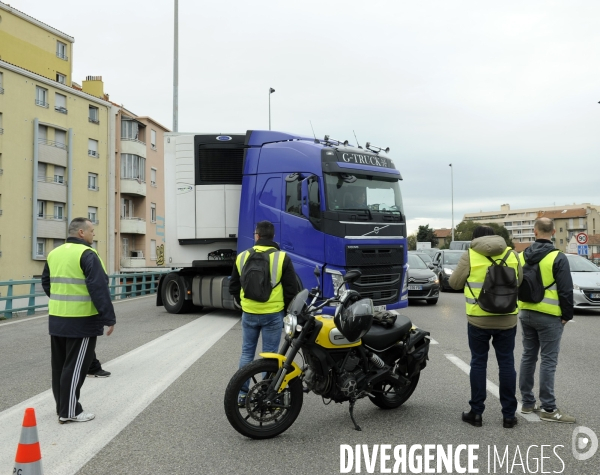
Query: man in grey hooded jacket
[[450, 226, 522, 428]]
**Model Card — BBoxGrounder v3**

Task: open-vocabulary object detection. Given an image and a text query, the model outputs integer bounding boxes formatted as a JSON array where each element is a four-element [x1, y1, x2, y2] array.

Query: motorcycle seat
[[362, 315, 412, 351]]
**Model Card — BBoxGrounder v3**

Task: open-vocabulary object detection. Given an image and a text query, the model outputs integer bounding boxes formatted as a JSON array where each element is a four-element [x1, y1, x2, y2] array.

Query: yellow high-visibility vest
[[47, 243, 106, 317], [518, 251, 561, 316]]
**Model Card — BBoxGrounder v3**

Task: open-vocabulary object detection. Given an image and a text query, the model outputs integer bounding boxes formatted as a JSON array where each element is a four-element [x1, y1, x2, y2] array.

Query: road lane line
[[0, 311, 240, 474], [444, 354, 540, 422], [429, 338, 439, 345]]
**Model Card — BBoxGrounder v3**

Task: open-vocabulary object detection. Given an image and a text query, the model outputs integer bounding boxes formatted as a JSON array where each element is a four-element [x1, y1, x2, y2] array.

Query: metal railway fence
[[0, 271, 168, 319]]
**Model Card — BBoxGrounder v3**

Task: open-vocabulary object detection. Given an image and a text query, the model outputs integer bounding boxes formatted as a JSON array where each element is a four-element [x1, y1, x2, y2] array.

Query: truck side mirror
[[301, 178, 310, 218]]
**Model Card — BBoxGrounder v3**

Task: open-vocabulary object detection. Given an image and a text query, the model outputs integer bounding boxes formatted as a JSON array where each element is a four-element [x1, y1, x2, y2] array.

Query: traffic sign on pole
[[578, 244, 589, 256], [576, 232, 588, 245]]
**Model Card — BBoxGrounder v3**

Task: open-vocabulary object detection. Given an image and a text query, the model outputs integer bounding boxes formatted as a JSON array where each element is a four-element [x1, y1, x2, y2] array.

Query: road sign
[[578, 244, 589, 256], [576, 232, 588, 245]]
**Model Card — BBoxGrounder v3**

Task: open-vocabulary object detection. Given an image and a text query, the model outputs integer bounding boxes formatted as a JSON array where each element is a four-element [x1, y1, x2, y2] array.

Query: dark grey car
[[407, 253, 440, 304], [431, 250, 466, 291]]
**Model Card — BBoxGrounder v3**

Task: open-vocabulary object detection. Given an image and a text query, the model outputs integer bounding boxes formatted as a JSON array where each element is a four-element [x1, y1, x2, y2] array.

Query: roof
[[434, 228, 452, 238], [512, 241, 532, 252], [538, 208, 587, 220], [587, 234, 600, 246]]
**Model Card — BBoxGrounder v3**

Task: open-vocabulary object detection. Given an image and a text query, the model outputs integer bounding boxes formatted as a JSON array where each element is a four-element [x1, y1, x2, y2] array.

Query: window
[[88, 139, 98, 157], [88, 206, 98, 224], [54, 166, 65, 184], [151, 168, 157, 186], [560, 227, 563, 232], [88, 173, 98, 190], [55, 93, 67, 113], [308, 177, 320, 221], [36, 239, 45, 257], [121, 198, 134, 218], [285, 178, 302, 216], [38, 124, 47, 141], [151, 129, 157, 149], [54, 203, 64, 220], [121, 154, 146, 182], [151, 203, 156, 223], [56, 41, 68, 60], [0, 112, 3, 134], [89, 106, 99, 123], [121, 119, 140, 140], [56, 73, 66, 84], [36, 86, 48, 107], [560, 239, 564, 244], [150, 240, 157, 260], [55, 129, 66, 149], [37, 201, 45, 218], [121, 237, 129, 258], [37, 163, 47, 181], [53, 239, 65, 249]]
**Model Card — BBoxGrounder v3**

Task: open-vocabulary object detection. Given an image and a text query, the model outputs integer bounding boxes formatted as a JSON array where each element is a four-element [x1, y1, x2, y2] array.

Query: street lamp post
[[173, 0, 178, 132], [269, 88, 275, 130], [449, 163, 454, 242]]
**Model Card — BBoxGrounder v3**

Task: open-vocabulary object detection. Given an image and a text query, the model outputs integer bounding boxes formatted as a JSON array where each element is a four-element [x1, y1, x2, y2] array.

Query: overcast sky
[[15, 0, 600, 234]]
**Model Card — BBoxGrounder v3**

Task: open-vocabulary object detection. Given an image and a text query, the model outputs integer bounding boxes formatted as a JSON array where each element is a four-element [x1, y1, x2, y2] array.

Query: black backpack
[[240, 248, 280, 302], [467, 250, 518, 314], [518, 250, 558, 303]]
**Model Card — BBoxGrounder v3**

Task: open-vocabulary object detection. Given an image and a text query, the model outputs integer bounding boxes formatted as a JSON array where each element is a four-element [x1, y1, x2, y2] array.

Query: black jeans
[[467, 324, 517, 418], [51, 336, 96, 418]]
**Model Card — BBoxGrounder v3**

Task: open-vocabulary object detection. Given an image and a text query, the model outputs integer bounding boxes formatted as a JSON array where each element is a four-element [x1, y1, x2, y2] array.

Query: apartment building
[[114, 107, 168, 271], [463, 203, 600, 252], [0, 2, 114, 281]]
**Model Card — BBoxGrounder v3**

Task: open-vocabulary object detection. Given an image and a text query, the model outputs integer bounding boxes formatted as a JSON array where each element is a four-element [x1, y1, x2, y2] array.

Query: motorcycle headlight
[[443, 268, 453, 275], [331, 272, 345, 296], [283, 314, 298, 336]]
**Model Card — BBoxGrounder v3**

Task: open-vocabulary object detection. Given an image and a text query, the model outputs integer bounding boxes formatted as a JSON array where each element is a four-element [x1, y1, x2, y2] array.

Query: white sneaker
[[59, 411, 95, 424]]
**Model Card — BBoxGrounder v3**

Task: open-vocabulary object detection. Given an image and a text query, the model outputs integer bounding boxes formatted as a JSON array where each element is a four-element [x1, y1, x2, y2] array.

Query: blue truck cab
[[158, 130, 408, 314]]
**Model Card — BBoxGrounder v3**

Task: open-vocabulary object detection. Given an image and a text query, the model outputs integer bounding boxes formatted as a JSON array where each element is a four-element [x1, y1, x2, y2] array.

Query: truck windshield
[[324, 172, 404, 215]]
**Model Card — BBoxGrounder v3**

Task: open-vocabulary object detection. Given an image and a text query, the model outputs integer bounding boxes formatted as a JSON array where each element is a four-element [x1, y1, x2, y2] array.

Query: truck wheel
[[162, 273, 193, 313]]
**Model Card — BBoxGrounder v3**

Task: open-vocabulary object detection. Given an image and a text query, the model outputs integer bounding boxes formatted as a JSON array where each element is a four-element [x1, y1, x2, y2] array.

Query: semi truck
[[156, 130, 409, 314]]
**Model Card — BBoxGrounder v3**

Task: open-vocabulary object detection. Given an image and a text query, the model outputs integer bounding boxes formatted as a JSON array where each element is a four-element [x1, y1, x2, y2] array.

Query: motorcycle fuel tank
[[315, 316, 361, 349]]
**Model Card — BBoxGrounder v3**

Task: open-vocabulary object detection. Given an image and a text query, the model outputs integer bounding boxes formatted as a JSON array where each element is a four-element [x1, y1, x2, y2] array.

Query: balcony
[[89, 117, 99, 124], [88, 150, 98, 158], [567, 223, 587, 231], [120, 217, 146, 234], [38, 139, 67, 167], [56, 52, 68, 61], [37, 216, 67, 239], [120, 257, 147, 268], [38, 177, 67, 202], [120, 178, 146, 197], [55, 106, 68, 114], [121, 138, 146, 158]]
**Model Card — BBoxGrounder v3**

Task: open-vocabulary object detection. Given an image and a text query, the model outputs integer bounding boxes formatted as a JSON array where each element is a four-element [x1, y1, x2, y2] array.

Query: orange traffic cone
[[13, 407, 43, 475]]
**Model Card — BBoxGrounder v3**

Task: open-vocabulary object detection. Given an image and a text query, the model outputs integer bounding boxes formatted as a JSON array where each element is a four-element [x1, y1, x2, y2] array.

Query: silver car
[[565, 254, 600, 309]]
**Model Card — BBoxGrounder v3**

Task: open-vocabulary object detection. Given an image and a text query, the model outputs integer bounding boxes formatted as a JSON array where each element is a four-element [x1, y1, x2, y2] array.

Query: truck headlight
[[283, 314, 298, 336], [331, 272, 345, 296]]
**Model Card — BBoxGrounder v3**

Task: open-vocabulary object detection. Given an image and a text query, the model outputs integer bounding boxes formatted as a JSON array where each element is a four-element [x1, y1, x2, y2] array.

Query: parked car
[[431, 250, 467, 291], [418, 248, 440, 258], [564, 254, 600, 309], [409, 251, 434, 268], [407, 253, 439, 304], [449, 241, 471, 250]]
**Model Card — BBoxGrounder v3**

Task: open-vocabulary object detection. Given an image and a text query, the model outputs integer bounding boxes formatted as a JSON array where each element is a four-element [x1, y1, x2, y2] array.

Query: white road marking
[[429, 338, 439, 345], [0, 311, 240, 474], [444, 354, 540, 422]]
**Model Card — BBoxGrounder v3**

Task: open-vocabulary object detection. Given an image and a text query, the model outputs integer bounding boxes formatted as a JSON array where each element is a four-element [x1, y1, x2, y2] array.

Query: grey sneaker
[[87, 369, 111, 378], [539, 408, 576, 424], [521, 403, 541, 414], [59, 411, 95, 424]]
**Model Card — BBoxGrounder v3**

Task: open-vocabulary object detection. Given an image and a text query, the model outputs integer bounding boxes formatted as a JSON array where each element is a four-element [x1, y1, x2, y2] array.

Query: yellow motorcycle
[[224, 269, 431, 439]]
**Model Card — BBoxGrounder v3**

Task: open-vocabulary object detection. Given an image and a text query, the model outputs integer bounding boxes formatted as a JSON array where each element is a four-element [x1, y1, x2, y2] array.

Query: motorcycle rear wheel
[[369, 372, 420, 409], [224, 359, 304, 439]]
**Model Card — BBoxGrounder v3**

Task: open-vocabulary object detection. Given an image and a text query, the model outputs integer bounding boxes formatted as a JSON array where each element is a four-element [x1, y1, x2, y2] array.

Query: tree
[[454, 221, 513, 248], [407, 232, 417, 251], [416, 225, 438, 248]]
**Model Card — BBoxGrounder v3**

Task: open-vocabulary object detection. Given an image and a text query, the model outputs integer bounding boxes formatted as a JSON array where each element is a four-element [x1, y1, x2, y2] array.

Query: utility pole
[[173, 0, 179, 132], [269, 88, 275, 130], [450, 163, 454, 241]]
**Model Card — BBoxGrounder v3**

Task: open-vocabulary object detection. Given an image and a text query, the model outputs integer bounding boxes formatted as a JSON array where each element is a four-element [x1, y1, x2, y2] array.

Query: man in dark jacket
[[518, 217, 575, 423], [229, 220, 298, 404], [42, 217, 116, 424]]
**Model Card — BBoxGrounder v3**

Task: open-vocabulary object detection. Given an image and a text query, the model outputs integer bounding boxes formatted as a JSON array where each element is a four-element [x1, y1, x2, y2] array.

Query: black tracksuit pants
[[51, 335, 97, 418]]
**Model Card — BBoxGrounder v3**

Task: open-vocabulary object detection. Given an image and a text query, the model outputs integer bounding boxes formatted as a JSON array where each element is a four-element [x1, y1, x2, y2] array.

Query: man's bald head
[[534, 217, 555, 239]]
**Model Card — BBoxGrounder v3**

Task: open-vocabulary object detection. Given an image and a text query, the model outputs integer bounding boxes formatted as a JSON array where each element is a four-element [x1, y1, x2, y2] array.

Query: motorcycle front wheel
[[369, 372, 420, 409], [224, 359, 304, 439]]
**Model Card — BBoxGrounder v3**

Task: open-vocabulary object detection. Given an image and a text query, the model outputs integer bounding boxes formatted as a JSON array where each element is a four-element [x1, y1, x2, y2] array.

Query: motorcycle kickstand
[[349, 399, 362, 431]]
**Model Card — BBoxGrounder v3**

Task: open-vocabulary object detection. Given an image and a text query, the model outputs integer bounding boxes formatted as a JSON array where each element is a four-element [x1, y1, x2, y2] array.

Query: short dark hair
[[255, 221, 275, 240], [68, 217, 92, 236], [535, 217, 554, 234], [472, 225, 495, 239]]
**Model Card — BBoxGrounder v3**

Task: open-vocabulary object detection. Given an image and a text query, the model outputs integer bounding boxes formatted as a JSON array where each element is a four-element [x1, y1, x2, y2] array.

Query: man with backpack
[[449, 226, 522, 428], [517, 217, 575, 423], [229, 220, 298, 405]]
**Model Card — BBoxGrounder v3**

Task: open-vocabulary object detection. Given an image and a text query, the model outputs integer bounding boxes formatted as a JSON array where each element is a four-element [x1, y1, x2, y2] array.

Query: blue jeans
[[239, 311, 284, 393], [467, 323, 517, 418], [519, 310, 564, 411]]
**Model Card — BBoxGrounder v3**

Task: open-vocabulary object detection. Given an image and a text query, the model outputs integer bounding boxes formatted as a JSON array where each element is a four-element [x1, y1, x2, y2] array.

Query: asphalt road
[[1, 292, 599, 474]]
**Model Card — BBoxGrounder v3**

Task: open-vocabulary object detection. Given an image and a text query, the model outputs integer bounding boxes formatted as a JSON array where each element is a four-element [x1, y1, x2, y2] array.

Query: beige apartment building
[[463, 203, 600, 252]]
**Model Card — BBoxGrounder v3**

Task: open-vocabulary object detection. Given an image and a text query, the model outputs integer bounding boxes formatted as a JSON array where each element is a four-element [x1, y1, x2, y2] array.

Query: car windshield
[[566, 254, 600, 272], [408, 254, 428, 269], [443, 251, 464, 265], [323, 172, 404, 214], [415, 253, 432, 264]]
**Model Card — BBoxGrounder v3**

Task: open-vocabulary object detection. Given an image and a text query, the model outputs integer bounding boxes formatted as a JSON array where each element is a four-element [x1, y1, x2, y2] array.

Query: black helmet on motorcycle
[[334, 298, 374, 342]]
